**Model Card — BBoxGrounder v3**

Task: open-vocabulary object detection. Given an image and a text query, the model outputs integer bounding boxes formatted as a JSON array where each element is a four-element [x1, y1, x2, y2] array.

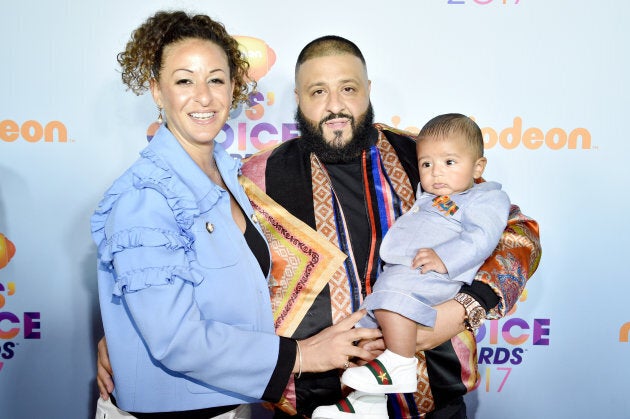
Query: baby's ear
[[473, 157, 487, 179]]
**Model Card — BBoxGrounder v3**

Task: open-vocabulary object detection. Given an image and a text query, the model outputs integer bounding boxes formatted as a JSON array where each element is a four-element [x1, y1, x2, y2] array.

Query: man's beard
[[296, 103, 375, 163]]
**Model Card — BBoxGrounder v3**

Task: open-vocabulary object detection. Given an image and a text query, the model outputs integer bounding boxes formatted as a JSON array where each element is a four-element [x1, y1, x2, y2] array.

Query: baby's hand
[[411, 248, 447, 274]]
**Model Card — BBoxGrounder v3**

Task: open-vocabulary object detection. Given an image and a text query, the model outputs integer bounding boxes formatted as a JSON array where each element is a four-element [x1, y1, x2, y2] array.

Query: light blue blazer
[[91, 126, 278, 412]]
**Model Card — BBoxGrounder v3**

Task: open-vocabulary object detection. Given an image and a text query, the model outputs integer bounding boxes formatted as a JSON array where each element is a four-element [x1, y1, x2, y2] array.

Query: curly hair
[[117, 10, 252, 108]]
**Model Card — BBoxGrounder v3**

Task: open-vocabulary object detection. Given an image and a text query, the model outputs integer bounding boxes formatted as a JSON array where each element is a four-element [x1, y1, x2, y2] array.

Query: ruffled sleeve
[[91, 159, 205, 296]]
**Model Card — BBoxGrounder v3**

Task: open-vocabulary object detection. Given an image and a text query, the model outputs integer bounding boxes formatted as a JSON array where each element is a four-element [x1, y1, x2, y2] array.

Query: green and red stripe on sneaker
[[364, 358, 393, 385], [335, 397, 356, 413]]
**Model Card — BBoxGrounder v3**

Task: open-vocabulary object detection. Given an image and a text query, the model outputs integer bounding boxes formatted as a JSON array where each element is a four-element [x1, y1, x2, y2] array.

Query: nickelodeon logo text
[[0, 119, 69, 143]]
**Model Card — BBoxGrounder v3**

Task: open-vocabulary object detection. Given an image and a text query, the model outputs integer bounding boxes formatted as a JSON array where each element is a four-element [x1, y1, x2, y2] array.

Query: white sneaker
[[311, 391, 388, 419], [341, 349, 418, 394]]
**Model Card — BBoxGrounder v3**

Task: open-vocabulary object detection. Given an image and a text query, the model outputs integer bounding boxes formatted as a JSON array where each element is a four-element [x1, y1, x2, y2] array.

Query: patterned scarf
[[309, 132, 439, 418], [309, 132, 415, 324]]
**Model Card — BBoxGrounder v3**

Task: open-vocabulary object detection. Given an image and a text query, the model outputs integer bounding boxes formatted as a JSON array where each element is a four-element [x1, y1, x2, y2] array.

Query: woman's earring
[[147, 107, 163, 142]]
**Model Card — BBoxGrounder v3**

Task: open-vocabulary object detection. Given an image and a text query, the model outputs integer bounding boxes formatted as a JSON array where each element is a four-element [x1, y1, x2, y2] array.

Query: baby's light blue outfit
[[358, 181, 510, 329]]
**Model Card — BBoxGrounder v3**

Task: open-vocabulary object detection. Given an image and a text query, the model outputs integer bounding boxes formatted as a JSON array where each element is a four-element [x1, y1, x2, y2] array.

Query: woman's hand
[[355, 337, 385, 366], [415, 299, 467, 351], [95, 311, 384, 387], [96, 337, 114, 400], [297, 310, 382, 373]]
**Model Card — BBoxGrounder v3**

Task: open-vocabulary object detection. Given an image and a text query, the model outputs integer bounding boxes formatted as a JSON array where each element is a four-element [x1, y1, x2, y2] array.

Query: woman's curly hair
[[117, 10, 253, 109]]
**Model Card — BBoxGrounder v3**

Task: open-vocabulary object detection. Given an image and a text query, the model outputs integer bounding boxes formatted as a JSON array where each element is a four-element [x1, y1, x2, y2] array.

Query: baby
[[313, 113, 511, 418]]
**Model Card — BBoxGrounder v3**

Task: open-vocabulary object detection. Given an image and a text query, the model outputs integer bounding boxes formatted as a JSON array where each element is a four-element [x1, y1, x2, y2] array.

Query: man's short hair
[[295, 35, 366, 77]]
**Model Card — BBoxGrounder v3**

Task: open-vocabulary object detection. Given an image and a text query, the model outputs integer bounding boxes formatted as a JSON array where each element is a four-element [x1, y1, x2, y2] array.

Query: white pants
[[214, 404, 251, 419], [95, 397, 252, 419], [95, 398, 136, 419]]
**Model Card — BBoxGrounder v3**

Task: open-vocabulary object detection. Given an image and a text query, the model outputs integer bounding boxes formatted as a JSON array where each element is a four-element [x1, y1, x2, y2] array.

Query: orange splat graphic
[[0, 233, 16, 269]]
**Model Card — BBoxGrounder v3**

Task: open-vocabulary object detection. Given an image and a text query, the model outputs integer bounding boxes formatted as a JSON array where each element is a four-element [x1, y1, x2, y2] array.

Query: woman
[[91, 11, 380, 418]]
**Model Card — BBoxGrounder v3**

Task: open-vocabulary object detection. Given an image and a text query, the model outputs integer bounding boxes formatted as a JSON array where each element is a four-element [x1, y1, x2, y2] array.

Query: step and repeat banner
[[1, 1, 628, 418]]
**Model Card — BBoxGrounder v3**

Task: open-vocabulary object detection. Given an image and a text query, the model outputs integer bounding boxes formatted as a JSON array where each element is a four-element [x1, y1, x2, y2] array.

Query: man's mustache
[[320, 113, 354, 125]]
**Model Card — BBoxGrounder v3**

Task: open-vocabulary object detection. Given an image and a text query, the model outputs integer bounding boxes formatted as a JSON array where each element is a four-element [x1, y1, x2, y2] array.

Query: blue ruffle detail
[[112, 265, 204, 296], [141, 148, 224, 219], [99, 227, 190, 264], [90, 148, 225, 294], [96, 227, 202, 296]]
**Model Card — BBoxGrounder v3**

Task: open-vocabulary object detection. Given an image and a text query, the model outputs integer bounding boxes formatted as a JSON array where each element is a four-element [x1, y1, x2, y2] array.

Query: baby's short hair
[[417, 113, 484, 158]]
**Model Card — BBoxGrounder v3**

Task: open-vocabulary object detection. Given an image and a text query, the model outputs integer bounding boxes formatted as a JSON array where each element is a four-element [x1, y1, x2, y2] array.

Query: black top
[[243, 212, 270, 277], [120, 396, 236, 419], [326, 159, 370, 280]]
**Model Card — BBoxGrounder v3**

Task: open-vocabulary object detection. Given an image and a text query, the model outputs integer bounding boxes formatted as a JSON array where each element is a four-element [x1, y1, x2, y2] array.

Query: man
[[241, 36, 540, 418], [97, 36, 540, 418]]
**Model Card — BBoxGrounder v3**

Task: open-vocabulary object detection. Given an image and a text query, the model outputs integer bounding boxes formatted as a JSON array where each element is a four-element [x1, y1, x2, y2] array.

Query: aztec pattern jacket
[[240, 123, 541, 418]]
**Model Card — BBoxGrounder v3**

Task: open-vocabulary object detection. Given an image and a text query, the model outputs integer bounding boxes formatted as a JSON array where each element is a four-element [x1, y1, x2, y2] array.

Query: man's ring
[[343, 360, 350, 369]]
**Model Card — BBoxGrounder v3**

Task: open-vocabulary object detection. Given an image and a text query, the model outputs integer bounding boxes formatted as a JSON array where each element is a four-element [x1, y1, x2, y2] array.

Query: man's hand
[[96, 337, 114, 400], [415, 299, 467, 351]]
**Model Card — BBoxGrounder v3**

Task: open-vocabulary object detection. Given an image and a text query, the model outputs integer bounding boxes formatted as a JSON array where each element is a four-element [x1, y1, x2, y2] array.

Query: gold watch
[[454, 292, 486, 333]]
